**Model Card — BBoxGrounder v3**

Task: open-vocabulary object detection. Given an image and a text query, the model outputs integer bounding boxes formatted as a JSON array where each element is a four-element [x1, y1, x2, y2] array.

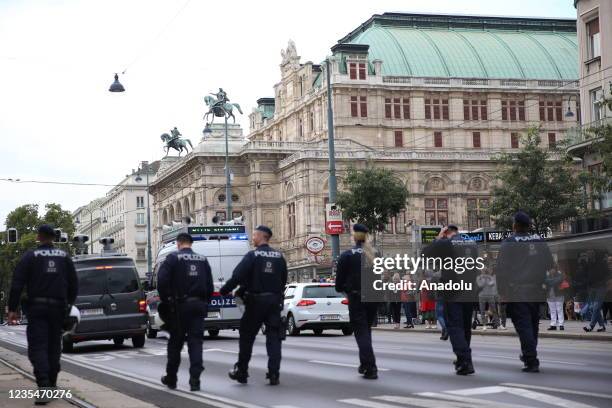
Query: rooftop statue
[[160, 127, 193, 157]]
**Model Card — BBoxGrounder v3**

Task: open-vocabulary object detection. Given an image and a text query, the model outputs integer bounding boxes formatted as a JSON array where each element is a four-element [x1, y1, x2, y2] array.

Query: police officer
[[158, 233, 213, 391], [424, 225, 478, 375], [220, 225, 287, 385], [496, 211, 553, 373], [8, 224, 78, 405], [335, 224, 379, 380]]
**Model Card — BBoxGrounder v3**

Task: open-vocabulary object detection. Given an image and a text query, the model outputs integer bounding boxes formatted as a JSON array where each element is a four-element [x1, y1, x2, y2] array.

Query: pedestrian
[[158, 232, 214, 391], [476, 267, 498, 330], [400, 273, 416, 328], [583, 250, 609, 333], [545, 264, 565, 331], [419, 285, 436, 329], [8, 225, 78, 405], [496, 211, 554, 373], [335, 224, 379, 380], [389, 273, 402, 329], [220, 225, 287, 385], [424, 225, 477, 375]]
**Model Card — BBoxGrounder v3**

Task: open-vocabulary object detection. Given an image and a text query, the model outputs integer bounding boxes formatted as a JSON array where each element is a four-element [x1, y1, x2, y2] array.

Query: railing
[[565, 118, 610, 149]]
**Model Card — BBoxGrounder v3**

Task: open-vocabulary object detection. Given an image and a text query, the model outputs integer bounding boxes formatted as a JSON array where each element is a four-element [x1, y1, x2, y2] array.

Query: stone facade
[[149, 14, 580, 281]]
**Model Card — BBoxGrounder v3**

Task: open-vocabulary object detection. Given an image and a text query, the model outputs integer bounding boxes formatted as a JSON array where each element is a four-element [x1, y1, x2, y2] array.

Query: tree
[[42, 203, 76, 237], [336, 167, 409, 236], [582, 122, 612, 205], [5, 204, 40, 237], [489, 127, 582, 233]]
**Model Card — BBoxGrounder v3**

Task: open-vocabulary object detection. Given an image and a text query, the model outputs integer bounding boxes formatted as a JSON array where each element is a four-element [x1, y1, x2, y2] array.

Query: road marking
[[308, 360, 390, 371], [0, 337, 264, 408], [342, 397, 467, 408], [478, 354, 586, 366], [414, 392, 537, 408], [203, 348, 239, 354], [446, 386, 597, 408], [501, 383, 612, 400]]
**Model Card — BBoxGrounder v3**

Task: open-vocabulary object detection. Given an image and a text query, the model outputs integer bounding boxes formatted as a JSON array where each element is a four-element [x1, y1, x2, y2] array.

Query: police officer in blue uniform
[[496, 211, 553, 373], [8, 225, 78, 405], [220, 225, 287, 386], [158, 233, 214, 391], [335, 224, 379, 380], [423, 225, 478, 375]]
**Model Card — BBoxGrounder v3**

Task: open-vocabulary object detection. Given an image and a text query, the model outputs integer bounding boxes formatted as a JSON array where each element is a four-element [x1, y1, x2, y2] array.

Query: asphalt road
[[1, 325, 611, 408]]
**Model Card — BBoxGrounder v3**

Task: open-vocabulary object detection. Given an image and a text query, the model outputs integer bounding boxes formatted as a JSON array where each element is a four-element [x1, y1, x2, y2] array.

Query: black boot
[[440, 329, 449, 341], [189, 377, 200, 391], [266, 372, 280, 386], [358, 364, 366, 374], [161, 375, 177, 390], [228, 364, 248, 384], [455, 358, 475, 375], [363, 367, 378, 380]]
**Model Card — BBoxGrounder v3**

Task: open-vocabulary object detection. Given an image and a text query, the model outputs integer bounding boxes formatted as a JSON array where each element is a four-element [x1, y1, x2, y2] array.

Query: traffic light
[[54, 228, 62, 243], [7, 228, 18, 243]]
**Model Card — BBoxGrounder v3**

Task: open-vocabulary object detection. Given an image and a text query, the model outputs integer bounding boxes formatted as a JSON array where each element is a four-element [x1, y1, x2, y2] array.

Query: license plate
[[320, 314, 340, 321], [81, 308, 104, 316], [207, 311, 221, 319]]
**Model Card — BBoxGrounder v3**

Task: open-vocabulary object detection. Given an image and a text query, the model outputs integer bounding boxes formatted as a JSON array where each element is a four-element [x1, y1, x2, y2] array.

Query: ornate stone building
[[150, 13, 580, 281]]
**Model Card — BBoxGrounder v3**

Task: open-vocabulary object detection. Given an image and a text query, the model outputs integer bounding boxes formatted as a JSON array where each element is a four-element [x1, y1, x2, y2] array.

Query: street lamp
[[565, 95, 577, 118], [135, 162, 153, 279], [325, 58, 339, 264], [109, 73, 125, 92]]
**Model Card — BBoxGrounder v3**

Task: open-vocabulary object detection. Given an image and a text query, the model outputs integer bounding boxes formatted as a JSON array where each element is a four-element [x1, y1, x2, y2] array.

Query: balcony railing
[[565, 118, 610, 150]]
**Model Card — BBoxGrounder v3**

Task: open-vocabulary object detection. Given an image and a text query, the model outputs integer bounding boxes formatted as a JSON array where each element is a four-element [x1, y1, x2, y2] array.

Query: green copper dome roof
[[339, 13, 578, 80]]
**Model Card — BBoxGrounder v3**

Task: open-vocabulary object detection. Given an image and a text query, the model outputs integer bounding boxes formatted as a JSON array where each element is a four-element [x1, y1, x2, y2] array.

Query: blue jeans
[[436, 301, 447, 330], [588, 288, 607, 329], [402, 302, 416, 325]]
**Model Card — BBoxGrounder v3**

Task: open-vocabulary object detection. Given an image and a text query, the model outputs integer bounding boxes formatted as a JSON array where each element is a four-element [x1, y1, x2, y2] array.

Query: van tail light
[[341, 298, 349, 305], [296, 300, 316, 307], [212, 291, 221, 297], [138, 299, 146, 313]]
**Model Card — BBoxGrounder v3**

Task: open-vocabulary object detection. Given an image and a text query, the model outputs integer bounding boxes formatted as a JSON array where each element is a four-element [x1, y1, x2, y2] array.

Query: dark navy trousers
[[347, 293, 378, 370], [507, 302, 540, 365], [166, 300, 206, 380], [237, 295, 282, 374], [26, 304, 64, 387], [444, 302, 474, 364]]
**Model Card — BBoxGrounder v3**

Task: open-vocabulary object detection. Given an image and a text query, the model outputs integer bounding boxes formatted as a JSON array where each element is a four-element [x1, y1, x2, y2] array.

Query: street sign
[[420, 227, 441, 243], [325, 203, 343, 235], [305, 236, 326, 254], [485, 231, 513, 242], [458, 232, 485, 242]]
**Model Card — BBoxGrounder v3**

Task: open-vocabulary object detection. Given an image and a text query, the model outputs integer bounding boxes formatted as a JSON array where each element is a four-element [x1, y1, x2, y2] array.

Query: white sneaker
[[498, 325, 507, 330], [481, 325, 487, 331]]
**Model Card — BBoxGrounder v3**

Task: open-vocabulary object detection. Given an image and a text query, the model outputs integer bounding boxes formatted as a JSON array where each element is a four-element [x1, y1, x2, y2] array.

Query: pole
[[144, 162, 153, 278], [224, 114, 232, 220], [326, 58, 339, 263], [89, 210, 93, 254]]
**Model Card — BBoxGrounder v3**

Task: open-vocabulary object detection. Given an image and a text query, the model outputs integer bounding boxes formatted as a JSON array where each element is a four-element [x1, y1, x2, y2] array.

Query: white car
[[283, 283, 352, 336]]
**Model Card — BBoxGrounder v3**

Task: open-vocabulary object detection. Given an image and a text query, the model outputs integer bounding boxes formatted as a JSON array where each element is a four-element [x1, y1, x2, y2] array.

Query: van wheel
[[208, 329, 220, 338], [62, 338, 74, 353], [342, 328, 353, 336], [287, 315, 300, 336], [132, 334, 145, 348], [113, 337, 125, 347]]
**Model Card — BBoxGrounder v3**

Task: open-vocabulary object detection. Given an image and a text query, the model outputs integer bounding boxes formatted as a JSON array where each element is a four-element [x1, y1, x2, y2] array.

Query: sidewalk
[[0, 346, 157, 408], [373, 320, 612, 341]]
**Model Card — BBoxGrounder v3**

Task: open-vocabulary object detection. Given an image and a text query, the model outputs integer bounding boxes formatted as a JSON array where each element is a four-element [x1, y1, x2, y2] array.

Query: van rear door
[[73, 266, 109, 334], [218, 241, 249, 320], [105, 262, 145, 332]]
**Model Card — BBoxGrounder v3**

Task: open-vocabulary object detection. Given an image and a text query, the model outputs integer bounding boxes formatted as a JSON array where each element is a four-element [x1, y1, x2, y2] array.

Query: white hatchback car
[[283, 283, 352, 336]]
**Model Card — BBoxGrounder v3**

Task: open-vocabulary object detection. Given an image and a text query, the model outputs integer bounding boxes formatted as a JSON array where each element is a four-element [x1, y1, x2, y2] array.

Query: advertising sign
[[325, 203, 343, 235]]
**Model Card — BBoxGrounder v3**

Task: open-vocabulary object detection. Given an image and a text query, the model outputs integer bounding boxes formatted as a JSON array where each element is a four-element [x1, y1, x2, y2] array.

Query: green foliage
[[489, 127, 581, 233], [582, 123, 612, 199], [0, 203, 75, 297], [336, 167, 409, 233]]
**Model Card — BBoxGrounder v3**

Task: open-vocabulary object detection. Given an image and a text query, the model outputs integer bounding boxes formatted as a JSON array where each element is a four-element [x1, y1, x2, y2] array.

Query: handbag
[[558, 279, 570, 290]]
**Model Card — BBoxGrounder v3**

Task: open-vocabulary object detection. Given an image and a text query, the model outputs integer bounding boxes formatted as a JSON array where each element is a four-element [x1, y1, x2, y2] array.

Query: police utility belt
[[29, 297, 66, 306]]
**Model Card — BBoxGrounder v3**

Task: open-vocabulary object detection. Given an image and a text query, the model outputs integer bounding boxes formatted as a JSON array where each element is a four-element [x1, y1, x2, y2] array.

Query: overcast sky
[[0, 0, 576, 229]]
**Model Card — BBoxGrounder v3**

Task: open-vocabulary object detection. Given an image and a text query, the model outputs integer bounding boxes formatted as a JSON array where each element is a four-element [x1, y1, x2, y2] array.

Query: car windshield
[[301, 285, 343, 299]]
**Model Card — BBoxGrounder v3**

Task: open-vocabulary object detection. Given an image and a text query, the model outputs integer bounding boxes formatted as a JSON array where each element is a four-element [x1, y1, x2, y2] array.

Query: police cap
[[514, 211, 531, 227], [176, 232, 193, 243], [37, 224, 55, 238], [353, 224, 369, 233], [255, 225, 273, 237]]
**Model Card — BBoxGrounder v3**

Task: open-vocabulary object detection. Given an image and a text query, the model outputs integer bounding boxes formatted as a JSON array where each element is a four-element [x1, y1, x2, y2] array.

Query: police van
[[147, 223, 249, 338]]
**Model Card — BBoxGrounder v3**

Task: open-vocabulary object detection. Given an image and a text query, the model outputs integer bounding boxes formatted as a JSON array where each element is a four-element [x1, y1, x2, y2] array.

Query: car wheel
[[287, 315, 300, 336], [208, 329, 220, 338], [313, 329, 323, 335], [342, 328, 353, 336], [62, 338, 74, 353], [132, 334, 145, 348], [113, 337, 125, 347]]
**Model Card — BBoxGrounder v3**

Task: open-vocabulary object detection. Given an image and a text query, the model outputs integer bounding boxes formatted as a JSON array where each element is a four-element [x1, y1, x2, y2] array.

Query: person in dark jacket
[[335, 224, 379, 380], [158, 233, 214, 391], [220, 225, 287, 385], [8, 224, 78, 405], [497, 211, 554, 373]]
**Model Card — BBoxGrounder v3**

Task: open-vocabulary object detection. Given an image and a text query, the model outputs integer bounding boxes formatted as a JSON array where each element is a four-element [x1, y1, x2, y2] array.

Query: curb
[[372, 326, 612, 341]]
